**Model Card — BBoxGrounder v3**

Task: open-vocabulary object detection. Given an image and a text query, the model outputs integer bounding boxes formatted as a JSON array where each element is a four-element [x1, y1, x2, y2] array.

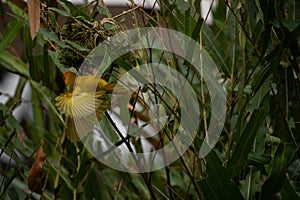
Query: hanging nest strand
[[58, 18, 119, 71]]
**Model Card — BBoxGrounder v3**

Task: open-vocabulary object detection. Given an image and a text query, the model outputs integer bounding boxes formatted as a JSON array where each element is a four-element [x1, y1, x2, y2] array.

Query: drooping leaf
[[27, 0, 40, 40], [28, 140, 46, 194]]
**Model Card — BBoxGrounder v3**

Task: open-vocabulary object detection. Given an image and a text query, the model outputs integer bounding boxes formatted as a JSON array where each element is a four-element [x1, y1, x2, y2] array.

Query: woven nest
[[58, 19, 119, 70]]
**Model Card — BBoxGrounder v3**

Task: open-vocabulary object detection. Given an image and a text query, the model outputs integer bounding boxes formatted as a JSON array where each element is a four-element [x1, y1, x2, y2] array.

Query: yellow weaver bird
[[63, 71, 116, 93], [55, 72, 115, 142]]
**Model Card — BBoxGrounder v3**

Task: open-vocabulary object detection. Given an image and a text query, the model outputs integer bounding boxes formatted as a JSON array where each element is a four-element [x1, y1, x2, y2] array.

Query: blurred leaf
[[184, 8, 192, 37], [7, 1, 27, 18], [43, 44, 50, 86], [49, 7, 71, 17], [27, 0, 40, 40], [58, 0, 91, 19], [0, 50, 29, 77], [202, 24, 230, 77], [7, 187, 19, 200], [290, 180, 300, 195], [198, 179, 217, 200], [11, 178, 42, 199], [247, 152, 271, 166], [240, 169, 260, 200], [49, 164, 74, 191], [30, 80, 64, 124], [65, 40, 90, 51], [280, 174, 298, 200], [0, 17, 23, 53], [260, 143, 295, 199], [31, 86, 45, 129], [6, 115, 23, 136], [48, 51, 76, 73], [227, 109, 264, 177], [205, 150, 244, 199], [28, 140, 45, 194], [5, 77, 27, 108], [287, 159, 300, 179], [96, 5, 112, 18], [84, 168, 113, 199], [39, 28, 66, 48], [265, 24, 300, 62]]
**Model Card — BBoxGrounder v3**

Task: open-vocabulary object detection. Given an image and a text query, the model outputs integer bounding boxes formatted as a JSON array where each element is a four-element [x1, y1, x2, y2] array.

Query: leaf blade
[[27, 0, 40, 40], [227, 109, 264, 177], [0, 17, 23, 52]]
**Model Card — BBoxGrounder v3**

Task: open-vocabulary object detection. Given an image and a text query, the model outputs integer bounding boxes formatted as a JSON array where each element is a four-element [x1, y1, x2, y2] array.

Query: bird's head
[[63, 71, 76, 88]]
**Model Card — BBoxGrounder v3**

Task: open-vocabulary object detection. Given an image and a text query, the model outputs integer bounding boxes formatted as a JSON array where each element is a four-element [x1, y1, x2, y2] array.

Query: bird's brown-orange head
[[63, 72, 76, 88]]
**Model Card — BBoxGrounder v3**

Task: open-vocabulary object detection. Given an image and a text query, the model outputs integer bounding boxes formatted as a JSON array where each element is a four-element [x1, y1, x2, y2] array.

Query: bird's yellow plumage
[[55, 72, 112, 142]]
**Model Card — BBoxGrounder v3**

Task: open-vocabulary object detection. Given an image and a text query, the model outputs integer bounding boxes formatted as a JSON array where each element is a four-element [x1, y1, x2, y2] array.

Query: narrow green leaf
[[49, 7, 71, 17], [253, 20, 264, 45], [247, 152, 271, 166], [287, 159, 300, 179], [30, 80, 64, 124], [39, 28, 66, 48], [205, 150, 244, 200], [7, 115, 23, 135], [96, 5, 112, 18], [59, 0, 75, 14], [265, 24, 300, 62], [184, 8, 191, 37], [85, 168, 113, 199], [27, 45, 41, 82], [260, 143, 295, 199], [48, 51, 76, 73], [254, 0, 264, 20], [202, 24, 230, 77], [0, 17, 23, 52], [183, 16, 203, 69], [49, 164, 74, 191], [7, 187, 19, 200], [0, 50, 29, 77], [240, 169, 260, 200], [59, 0, 91, 19], [0, 166, 22, 199], [198, 180, 218, 200], [43, 44, 50, 86], [7, 1, 27, 18], [280, 174, 298, 200], [31, 86, 45, 129], [227, 109, 264, 177], [5, 77, 27, 108], [65, 40, 90, 51]]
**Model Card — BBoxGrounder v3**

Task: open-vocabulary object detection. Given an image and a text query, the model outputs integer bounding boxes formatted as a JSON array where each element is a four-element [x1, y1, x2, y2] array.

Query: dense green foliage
[[0, 0, 299, 199]]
